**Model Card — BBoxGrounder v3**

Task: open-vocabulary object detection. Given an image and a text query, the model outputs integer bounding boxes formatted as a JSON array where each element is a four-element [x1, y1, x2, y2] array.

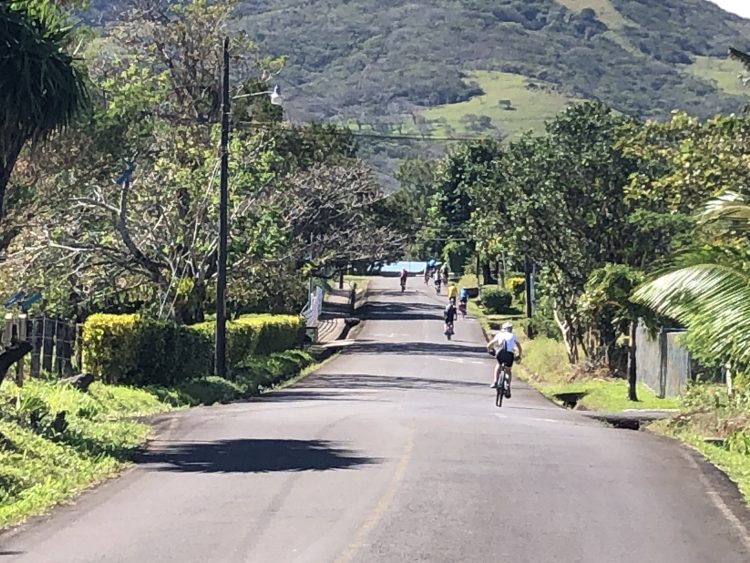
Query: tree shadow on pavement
[[361, 302, 444, 321], [293, 373, 487, 392], [137, 439, 376, 474], [344, 340, 488, 357]]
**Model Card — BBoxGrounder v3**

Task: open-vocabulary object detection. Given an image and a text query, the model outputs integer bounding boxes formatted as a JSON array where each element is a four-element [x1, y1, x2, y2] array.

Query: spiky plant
[[0, 0, 89, 219]]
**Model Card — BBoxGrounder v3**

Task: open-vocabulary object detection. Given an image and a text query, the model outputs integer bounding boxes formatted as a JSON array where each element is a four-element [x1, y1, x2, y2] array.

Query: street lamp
[[215, 38, 283, 379]]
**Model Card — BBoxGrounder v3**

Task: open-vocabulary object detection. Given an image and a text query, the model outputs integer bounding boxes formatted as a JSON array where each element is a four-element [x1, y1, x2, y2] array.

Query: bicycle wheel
[[495, 372, 507, 407], [495, 372, 505, 407]]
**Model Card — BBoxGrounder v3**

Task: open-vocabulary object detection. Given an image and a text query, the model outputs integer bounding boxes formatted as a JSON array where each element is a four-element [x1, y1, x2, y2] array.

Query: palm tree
[[0, 1, 88, 221], [633, 192, 750, 377]]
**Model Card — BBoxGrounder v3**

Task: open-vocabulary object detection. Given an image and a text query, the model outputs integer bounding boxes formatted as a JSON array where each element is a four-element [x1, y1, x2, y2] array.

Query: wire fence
[[4, 314, 80, 381]]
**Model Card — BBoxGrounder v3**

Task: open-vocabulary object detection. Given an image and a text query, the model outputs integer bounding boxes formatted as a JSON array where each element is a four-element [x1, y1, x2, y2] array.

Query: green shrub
[[82, 314, 304, 386], [175, 376, 245, 405], [81, 314, 138, 384], [505, 276, 525, 298], [481, 287, 513, 314]]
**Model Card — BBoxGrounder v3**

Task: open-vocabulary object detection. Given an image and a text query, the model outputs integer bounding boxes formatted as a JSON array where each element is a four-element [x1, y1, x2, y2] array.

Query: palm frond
[[702, 192, 750, 235], [634, 259, 750, 371]]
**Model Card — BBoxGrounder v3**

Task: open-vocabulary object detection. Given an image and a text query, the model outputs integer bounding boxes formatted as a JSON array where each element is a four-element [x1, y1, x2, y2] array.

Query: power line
[[232, 120, 498, 143], [350, 131, 500, 143]]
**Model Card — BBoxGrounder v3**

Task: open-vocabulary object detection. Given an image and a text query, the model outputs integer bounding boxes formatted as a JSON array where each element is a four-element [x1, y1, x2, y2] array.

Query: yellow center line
[[335, 434, 415, 563]]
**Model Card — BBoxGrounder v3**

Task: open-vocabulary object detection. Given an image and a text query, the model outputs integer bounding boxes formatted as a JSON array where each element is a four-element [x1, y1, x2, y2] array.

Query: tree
[[472, 104, 641, 362], [273, 162, 406, 276], [578, 264, 651, 400], [0, 0, 88, 233], [429, 140, 502, 274]]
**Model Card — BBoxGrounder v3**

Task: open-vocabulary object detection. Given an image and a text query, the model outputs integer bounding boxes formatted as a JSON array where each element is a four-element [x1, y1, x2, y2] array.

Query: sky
[[711, 0, 750, 18]]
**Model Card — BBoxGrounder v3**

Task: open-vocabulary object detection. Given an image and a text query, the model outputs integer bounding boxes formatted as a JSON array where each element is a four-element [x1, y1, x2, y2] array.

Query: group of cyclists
[[398, 262, 521, 398]]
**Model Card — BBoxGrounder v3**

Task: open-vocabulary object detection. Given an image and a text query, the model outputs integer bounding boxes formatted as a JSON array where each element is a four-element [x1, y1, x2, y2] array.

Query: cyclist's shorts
[[497, 350, 514, 367]]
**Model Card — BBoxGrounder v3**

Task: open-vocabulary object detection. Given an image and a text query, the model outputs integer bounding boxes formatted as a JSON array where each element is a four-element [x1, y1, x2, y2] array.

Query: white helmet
[[502, 322, 513, 331]]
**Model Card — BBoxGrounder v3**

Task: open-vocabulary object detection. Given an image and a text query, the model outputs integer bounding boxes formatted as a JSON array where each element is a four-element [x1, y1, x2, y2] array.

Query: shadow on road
[[344, 340, 487, 357], [294, 372, 487, 392], [361, 302, 444, 321], [137, 439, 375, 474]]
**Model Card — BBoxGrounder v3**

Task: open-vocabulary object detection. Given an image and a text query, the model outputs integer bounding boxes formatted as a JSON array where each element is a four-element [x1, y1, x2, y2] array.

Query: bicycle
[[488, 350, 511, 407], [495, 364, 510, 407], [444, 321, 454, 340]]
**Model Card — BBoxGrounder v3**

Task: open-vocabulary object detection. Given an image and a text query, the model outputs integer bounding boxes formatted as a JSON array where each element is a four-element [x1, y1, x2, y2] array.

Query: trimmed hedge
[[82, 314, 304, 386], [481, 287, 513, 314]]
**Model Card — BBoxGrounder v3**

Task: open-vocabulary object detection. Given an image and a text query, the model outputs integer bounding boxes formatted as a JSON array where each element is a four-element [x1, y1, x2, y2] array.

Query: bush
[[505, 276, 525, 298], [82, 314, 305, 386], [481, 287, 513, 314], [81, 314, 138, 384], [175, 376, 245, 406]]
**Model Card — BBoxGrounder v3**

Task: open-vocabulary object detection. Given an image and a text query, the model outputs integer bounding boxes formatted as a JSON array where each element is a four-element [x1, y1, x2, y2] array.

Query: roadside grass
[[0, 380, 167, 529], [540, 380, 680, 411], [0, 348, 317, 529], [469, 301, 676, 412], [646, 384, 750, 504], [651, 423, 750, 504], [344, 275, 371, 292]]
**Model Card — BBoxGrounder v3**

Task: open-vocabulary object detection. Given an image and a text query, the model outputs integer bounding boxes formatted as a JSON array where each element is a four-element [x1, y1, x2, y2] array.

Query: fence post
[[658, 329, 668, 399], [42, 317, 54, 373], [54, 316, 66, 376], [15, 313, 27, 385], [74, 324, 83, 374], [30, 316, 42, 377]]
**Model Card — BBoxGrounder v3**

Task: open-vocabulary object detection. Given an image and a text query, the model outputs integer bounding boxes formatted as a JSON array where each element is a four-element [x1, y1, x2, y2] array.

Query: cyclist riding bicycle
[[487, 322, 523, 398], [458, 287, 468, 316], [447, 283, 458, 300], [459, 287, 468, 305], [444, 299, 457, 334]]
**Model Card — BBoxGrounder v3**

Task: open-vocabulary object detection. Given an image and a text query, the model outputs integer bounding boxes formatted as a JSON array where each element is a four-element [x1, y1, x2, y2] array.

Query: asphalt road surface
[[3, 277, 750, 562]]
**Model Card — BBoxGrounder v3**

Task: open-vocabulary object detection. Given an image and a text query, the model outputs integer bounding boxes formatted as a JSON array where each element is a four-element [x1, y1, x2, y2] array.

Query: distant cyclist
[[447, 283, 458, 301], [444, 299, 457, 335], [458, 287, 468, 317], [487, 322, 523, 398]]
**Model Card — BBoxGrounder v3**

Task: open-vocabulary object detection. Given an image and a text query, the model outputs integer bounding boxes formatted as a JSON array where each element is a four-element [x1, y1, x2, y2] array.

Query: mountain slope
[[235, 0, 750, 136]]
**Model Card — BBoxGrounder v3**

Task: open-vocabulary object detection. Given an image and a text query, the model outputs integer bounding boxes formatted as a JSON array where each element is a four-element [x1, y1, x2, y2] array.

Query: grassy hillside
[[419, 71, 581, 140], [236, 0, 750, 129], [86, 0, 750, 183]]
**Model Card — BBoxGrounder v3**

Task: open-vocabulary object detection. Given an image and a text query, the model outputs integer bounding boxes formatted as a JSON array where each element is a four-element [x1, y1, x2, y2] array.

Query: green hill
[[235, 0, 750, 139], [84, 0, 750, 183]]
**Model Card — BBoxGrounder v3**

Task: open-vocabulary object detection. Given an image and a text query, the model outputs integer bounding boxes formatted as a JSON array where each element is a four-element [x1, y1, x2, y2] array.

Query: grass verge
[[0, 348, 317, 529], [470, 302, 675, 412], [0, 379, 169, 529]]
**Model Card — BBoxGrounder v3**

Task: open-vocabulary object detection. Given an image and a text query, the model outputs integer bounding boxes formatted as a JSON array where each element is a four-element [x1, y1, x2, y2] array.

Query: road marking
[[335, 434, 415, 563], [437, 358, 484, 365], [681, 449, 750, 553]]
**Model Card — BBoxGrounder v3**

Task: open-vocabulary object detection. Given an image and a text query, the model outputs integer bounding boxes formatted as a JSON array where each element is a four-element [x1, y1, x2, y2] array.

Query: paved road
[[3, 277, 750, 562]]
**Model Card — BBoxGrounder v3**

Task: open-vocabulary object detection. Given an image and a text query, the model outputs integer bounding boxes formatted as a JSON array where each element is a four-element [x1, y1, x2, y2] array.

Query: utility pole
[[525, 255, 535, 339], [215, 37, 230, 379]]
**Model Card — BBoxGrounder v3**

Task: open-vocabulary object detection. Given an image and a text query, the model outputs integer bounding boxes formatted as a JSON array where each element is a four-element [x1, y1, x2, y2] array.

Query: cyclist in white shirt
[[487, 322, 523, 398]]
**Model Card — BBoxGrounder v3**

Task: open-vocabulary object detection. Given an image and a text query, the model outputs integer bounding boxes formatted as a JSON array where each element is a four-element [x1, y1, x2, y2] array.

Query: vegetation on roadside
[[0, 347, 316, 529], [0, 379, 167, 529]]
